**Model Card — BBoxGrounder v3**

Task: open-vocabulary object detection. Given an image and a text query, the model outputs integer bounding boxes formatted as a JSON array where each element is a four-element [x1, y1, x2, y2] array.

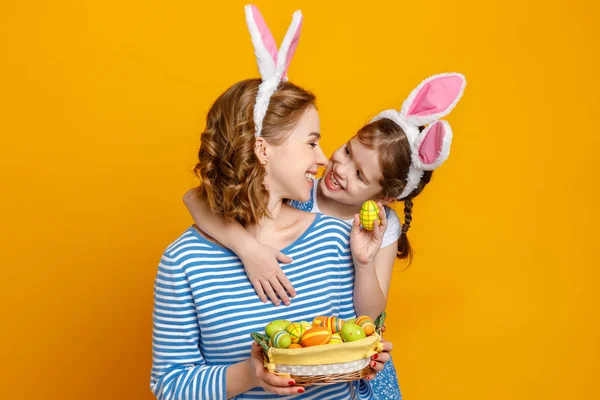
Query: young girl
[[184, 72, 467, 399]]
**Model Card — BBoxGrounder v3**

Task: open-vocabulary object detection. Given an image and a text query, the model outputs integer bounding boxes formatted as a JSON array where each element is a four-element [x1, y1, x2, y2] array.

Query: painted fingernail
[[298, 388, 305, 393], [365, 376, 370, 380], [371, 361, 377, 367], [372, 354, 378, 360], [288, 381, 295, 386]]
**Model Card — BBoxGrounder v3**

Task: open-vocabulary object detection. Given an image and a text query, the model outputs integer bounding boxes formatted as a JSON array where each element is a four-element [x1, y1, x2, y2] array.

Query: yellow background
[[1, 0, 598, 399]]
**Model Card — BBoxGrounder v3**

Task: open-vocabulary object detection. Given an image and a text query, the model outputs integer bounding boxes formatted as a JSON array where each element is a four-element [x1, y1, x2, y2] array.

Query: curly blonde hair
[[194, 78, 316, 226]]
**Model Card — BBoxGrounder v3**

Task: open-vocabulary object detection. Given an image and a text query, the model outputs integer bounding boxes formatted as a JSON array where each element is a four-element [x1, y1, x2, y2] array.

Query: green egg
[[272, 331, 292, 348], [265, 320, 291, 338], [340, 323, 366, 342]]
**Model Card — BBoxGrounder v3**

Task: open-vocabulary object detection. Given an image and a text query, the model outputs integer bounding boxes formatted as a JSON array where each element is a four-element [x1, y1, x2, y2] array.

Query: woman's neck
[[316, 183, 360, 221], [245, 194, 315, 251], [245, 194, 286, 240]]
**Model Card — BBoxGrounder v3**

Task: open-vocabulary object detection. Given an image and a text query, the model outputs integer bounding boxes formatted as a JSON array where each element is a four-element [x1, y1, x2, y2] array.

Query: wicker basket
[[252, 313, 386, 385]]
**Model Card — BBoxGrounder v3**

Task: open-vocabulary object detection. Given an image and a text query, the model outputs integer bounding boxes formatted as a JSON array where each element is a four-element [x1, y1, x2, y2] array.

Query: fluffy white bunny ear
[[245, 5, 304, 137], [369, 72, 466, 199], [413, 120, 453, 170], [245, 5, 278, 80], [276, 10, 303, 80], [400, 73, 466, 126]]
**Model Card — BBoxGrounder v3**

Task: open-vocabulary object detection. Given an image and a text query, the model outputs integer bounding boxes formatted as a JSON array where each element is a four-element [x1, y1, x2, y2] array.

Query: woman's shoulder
[[162, 226, 236, 267]]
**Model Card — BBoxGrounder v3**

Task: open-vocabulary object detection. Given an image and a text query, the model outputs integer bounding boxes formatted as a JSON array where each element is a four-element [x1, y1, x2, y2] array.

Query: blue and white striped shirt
[[151, 214, 373, 399]]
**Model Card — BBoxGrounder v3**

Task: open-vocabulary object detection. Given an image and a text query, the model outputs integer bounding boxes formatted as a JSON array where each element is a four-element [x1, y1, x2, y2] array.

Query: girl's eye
[[309, 143, 318, 148], [357, 170, 363, 182], [344, 145, 350, 156]]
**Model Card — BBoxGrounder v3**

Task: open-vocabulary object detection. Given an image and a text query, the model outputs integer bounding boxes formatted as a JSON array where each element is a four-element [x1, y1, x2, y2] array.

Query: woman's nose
[[316, 147, 328, 167]]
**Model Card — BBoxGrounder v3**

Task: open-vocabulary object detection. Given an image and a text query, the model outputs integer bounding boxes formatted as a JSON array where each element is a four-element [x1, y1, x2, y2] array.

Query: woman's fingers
[[382, 340, 393, 352], [251, 344, 306, 395]]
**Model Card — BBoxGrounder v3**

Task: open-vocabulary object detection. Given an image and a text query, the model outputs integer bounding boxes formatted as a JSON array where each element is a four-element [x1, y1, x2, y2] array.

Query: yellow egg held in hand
[[359, 200, 380, 230]]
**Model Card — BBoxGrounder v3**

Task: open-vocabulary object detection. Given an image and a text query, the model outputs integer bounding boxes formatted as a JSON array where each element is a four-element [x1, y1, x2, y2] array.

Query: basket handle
[[250, 332, 270, 354], [374, 312, 386, 335]]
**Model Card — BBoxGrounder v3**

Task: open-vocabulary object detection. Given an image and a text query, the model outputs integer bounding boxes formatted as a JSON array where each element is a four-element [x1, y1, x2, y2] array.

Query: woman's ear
[[254, 137, 268, 165]]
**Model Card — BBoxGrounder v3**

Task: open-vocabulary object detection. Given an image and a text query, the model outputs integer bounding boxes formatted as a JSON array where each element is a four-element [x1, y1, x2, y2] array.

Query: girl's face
[[263, 106, 328, 203], [320, 136, 385, 206]]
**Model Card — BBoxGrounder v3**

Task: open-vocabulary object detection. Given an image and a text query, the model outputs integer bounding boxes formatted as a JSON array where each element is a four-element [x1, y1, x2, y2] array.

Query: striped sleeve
[[354, 380, 374, 399], [150, 252, 229, 400]]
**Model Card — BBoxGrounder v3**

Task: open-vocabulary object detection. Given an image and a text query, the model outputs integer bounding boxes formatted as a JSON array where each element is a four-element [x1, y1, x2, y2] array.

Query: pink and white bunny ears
[[371, 73, 467, 200], [245, 5, 303, 137]]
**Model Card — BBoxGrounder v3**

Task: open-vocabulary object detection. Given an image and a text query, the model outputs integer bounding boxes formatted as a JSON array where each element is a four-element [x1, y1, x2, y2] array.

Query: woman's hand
[[239, 243, 295, 306], [365, 339, 393, 381], [350, 203, 387, 269], [249, 342, 306, 395]]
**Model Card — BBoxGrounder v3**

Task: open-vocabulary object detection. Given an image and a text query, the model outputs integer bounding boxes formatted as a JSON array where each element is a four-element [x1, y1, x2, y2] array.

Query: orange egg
[[288, 343, 303, 349], [355, 315, 375, 336], [312, 316, 328, 327], [300, 326, 332, 347]]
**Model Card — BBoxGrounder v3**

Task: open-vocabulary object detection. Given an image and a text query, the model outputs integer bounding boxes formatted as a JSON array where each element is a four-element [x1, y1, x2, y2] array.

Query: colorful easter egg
[[300, 326, 332, 347], [312, 316, 328, 327], [265, 320, 291, 338], [328, 333, 343, 344], [340, 323, 366, 342], [288, 343, 303, 349], [347, 318, 356, 324], [359, 200, 380, 230], [300, 321, 312, 330], [286, 322, 307, 344], [355, 315, 376, 336], [272, 331, 292, 349], [322, 316, 345, 333]]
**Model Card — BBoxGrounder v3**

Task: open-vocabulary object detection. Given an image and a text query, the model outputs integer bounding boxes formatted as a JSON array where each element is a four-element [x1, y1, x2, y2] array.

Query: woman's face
[[263, 106, 328, 202], [319, 136, 385, 206]]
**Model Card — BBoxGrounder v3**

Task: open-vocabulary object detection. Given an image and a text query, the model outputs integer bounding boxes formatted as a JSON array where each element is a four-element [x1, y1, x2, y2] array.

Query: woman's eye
[[344, 145, 350, 156], [309, 143, 318, 148]]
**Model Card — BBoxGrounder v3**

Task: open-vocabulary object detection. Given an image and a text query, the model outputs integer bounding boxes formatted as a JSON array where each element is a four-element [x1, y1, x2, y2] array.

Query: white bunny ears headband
[[245, 5, 303, 137], [371, 73, 467, 200]]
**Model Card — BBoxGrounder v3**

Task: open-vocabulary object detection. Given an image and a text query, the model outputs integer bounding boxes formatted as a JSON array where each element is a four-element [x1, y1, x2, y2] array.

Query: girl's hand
[[365, 339, 393, 381], [250, 343, 306, 395], [350, 202, 387, 269], [239, 243, 295, 306]]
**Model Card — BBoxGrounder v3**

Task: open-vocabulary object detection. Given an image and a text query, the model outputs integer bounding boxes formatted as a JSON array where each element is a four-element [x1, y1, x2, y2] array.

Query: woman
[[151, 77, 393, 399]]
